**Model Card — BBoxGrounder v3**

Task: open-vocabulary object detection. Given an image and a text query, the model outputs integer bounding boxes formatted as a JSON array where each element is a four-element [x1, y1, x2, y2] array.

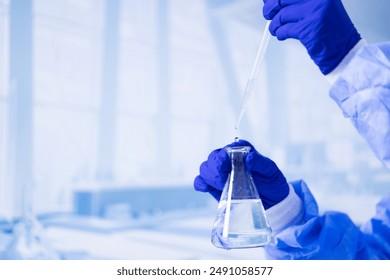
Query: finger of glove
[[199, 149, 230, 191], [274, 23, 303, 40], [194, 175, 222, 201], [264, 0, 305, 5], [194, 175, 210, 192], [246, 150, 280, 180], [279, 0, 304, 6], [263, 0, 281, 20], [269, 4, 305, 37], [263, 0, 304, 20], [194, 175, 222, 200]]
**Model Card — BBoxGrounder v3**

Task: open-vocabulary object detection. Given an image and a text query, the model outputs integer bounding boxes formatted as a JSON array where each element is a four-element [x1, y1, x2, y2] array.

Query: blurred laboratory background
[[0, 0, 389, 259]]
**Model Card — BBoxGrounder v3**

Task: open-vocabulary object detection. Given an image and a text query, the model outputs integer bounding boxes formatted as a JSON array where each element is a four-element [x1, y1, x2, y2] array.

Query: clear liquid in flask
[[211, 199, 272, 249]]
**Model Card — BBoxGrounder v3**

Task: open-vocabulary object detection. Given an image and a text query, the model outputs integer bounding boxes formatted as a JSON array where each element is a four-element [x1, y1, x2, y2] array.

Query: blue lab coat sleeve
[[265, 43, 390, 259], [265, 180, 390, 259]]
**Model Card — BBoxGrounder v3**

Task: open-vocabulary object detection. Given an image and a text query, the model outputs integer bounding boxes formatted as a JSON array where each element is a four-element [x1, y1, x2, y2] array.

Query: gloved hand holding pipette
[[263, 0, 361, 74], [194, 139, 289, 210]]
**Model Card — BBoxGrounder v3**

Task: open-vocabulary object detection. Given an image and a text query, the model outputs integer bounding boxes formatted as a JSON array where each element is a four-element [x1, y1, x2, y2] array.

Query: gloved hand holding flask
[[194, 139, 289, 249], [194, 139, 289, 210]]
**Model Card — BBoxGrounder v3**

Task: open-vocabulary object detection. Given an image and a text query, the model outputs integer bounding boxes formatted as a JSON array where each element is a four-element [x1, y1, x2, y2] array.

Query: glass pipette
[[235, 21, 271, 130]]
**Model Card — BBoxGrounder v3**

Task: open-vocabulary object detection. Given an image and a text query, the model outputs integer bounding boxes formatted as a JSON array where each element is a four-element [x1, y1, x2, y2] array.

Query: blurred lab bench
[[0, 210, 266, 260], [49, 210, 266, 260], [0, 185, 266, 260]]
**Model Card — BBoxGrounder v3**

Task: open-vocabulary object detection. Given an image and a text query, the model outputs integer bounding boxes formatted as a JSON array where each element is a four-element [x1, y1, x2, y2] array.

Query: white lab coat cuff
[[325, 39, 367, 84], [265, 184, 304, 234]]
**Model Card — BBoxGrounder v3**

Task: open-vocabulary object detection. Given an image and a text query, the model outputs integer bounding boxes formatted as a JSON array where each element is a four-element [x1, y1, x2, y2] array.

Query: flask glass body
[[211, 146, 272, 249]]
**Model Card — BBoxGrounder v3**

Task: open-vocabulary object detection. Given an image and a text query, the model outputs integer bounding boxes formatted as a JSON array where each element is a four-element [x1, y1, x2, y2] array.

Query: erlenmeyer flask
[[211, 145, 272, 249]]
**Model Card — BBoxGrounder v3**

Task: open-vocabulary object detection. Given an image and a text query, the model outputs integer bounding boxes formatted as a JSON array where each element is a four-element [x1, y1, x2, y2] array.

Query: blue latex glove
[[194, 140, 289, 210], [262, 0, 361, 74]]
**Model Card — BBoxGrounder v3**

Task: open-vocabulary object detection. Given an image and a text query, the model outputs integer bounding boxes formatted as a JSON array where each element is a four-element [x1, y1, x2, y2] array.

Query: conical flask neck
[[229, 151, 246, 173], [224, 146, 259, 200]]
